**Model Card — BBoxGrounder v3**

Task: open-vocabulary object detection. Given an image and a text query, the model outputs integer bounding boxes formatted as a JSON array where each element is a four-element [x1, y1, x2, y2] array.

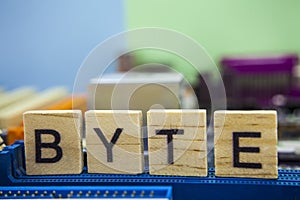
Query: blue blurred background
[[0, 0, 124, 90]]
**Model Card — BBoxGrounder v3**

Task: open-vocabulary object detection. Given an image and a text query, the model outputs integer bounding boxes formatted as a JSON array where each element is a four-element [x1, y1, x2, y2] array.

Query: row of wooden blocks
[[24, 109, 278, 179]]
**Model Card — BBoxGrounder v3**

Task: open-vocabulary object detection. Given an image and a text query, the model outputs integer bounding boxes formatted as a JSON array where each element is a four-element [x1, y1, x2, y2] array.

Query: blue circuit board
[[0, 141, 300, 199]]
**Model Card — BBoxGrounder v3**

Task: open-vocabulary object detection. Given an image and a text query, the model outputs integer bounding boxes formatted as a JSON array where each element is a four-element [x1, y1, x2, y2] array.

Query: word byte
[[23, 109, 278, 179]]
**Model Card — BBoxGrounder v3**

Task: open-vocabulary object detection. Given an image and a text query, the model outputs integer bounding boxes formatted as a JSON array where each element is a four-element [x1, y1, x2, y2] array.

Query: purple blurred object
[[222, 54, 298, 74], [221, 54, 299, 108]]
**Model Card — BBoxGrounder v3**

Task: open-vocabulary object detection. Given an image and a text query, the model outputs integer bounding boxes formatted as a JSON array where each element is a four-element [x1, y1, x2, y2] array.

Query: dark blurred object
[[118, 53, 134, 72], [278, 152, 300, 169], [278, 140, 300, 169], [131, 63, 172, 73], [194, 73, 211, 109], [278, 120, 300, 139], [221, 54, 299, 109], [117, 53, 172, 73]]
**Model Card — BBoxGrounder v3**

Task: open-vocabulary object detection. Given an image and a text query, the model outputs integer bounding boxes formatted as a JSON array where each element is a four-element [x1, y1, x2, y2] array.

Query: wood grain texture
[[85, 110, 144, 174], [147, 109, 207, 176], [214, 110, 278, 179], [24, 110, 83, 175]]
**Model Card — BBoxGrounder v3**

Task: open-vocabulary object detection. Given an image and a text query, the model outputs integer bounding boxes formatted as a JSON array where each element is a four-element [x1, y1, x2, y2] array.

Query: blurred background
[[0, 0, 300, 168], [1, 0, 299, 89]]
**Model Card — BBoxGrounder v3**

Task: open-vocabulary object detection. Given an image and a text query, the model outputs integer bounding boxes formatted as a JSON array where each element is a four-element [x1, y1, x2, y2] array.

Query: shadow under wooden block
[[23, 110, 83, 175], [214, 110, 278, 179], [85, 110, 144, 174], [147, 109, 207, 176]]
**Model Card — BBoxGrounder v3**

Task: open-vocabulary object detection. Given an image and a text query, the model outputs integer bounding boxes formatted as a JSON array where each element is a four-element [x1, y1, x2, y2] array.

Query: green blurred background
[[126, 0, 300, 84]]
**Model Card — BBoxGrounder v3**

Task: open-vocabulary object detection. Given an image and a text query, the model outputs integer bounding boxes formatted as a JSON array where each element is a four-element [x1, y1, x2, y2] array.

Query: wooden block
[[214, 110, 278, 179], [85, 110, 144, 174], [147, 109, 207, 176], [0, 87, 67, 128], [23, 110, 83, 175], [0, 87, 36, 109], [0, 134, 5, 150]]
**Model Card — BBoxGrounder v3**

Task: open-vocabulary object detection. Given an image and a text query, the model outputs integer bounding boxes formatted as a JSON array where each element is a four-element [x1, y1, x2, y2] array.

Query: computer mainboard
[[0, 141, 299, 199]]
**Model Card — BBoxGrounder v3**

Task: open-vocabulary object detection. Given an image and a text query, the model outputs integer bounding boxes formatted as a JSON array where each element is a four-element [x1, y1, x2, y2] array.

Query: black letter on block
[[233, 132, 262, 169], [94, 128, 123, 162], [35, 129, 63, 163], [156, 129, 184, 164]]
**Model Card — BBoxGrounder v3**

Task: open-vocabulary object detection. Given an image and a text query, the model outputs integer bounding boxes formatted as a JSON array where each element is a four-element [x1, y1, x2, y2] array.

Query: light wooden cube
[[214, 110, 278, 179], [0, 87, 67, 128], [85, 110, 144, 174], [147, 109, 207, 176], [0, 135, 5, 150], [23, 110, 83, 175]]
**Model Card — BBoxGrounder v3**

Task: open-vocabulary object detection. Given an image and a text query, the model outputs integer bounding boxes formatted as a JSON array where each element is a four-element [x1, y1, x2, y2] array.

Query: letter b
[[35, 129, 63, 163]]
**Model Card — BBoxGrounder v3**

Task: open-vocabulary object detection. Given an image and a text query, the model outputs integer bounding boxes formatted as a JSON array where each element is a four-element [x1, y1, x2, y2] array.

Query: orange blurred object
[[6, 126, 24, 145], [45, 95, 87, 111]]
